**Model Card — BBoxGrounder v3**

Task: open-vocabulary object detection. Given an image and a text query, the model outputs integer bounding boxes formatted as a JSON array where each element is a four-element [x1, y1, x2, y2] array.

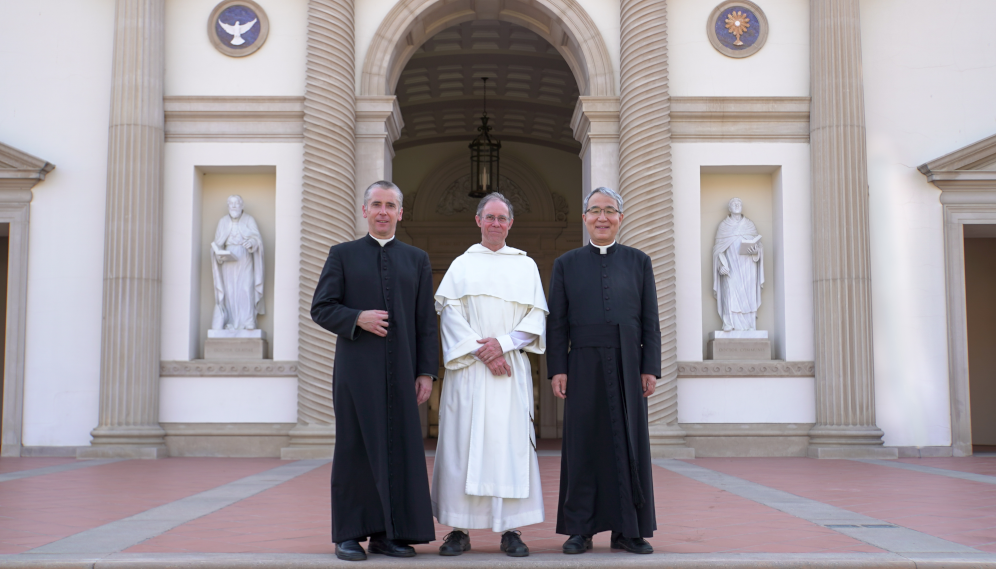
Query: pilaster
[[617, 0, 691, 458], [80, 0, 167, 459], [283, 0, 357, 459], [807, 0, 895, 459], [353, 96, 403, 237]]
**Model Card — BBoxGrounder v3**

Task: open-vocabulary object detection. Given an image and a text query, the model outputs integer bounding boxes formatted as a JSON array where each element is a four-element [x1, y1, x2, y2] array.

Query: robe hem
[[434, 505, 544, 533]]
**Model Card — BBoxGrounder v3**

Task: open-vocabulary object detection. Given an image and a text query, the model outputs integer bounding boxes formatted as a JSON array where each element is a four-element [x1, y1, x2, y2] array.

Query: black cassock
[[547, 242, 660, 538], [311, 235, 439, 544]]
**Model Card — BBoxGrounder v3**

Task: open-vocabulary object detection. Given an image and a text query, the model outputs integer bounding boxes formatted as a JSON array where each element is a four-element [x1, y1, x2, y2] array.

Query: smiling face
[[227, 197, 244, 219], [583, 192, 623, 245], [476, 199, 513, 250], [363, 187, 403, 239]]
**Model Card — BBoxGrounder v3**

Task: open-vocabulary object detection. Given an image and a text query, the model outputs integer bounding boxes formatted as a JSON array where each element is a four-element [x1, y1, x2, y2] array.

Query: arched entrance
[[357, 0, 618, 441]]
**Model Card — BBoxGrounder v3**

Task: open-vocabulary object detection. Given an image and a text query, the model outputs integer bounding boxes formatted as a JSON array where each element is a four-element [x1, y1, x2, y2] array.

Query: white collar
[[590, 240, 616, 255], [370, 234, 395, 247]]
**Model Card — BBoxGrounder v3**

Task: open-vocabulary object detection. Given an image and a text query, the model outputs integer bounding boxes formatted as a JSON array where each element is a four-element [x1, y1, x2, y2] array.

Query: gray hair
[[363, 180, 403, 206], [227, 194, 244, 206], [583, 186, 624, 213], [476, 192, 514, 220]]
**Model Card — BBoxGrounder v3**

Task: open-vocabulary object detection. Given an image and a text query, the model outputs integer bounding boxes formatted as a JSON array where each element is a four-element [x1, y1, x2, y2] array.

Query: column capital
[[355, 95, 404, 143], [571, 96, 620, 156]]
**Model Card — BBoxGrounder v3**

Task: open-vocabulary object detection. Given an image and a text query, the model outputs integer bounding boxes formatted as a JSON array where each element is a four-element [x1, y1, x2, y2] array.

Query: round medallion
[[208, 0, 269, 58], [707, 0, 768, 59]]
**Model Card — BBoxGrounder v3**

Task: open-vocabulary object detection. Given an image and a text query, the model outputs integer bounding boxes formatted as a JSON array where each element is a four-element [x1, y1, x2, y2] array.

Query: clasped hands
[[475, 337, 512, 377], [551, 373, 658, 399]]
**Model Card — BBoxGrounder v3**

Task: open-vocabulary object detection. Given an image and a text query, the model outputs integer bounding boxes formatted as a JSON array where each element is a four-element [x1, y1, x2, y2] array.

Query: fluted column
[[617, 0, 691, 458], [282, 0, 356, 459], [80, 0, 167, 459], [808, 0, 895, 459]]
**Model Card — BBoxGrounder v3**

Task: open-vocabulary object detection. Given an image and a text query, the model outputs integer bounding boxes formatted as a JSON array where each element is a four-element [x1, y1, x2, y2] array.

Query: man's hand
[[552, 374, 567, 399], [415, 375, 433, 405], [357, 310, 389, 337], [642, 374, 657, 397], [475, 337, 503, 363], [487, 356, 513, 377]]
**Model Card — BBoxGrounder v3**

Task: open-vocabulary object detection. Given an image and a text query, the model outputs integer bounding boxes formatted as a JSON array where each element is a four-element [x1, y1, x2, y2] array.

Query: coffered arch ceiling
[[393, 20, 581, 154]]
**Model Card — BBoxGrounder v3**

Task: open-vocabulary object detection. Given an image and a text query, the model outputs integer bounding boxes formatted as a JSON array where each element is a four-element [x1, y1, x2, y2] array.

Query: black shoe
[[610, 531, 653, 554], [562, 534, 593, 554], [335, 540, 367, 561], [500, 530, 529, 557], [368, 535, 416, 558], [439, 530, 471, 556]]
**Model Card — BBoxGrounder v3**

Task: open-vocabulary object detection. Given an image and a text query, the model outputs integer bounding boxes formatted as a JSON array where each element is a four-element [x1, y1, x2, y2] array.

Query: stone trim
[[360, 0, 616, 98], [162, 422, 295, 436], [680, 422, 813, 457], [677, 361, 815, 377], [894, 446, 954, 459], [919, 134, 996, 457], [160, 361, 297, 377], [0, 143, 52, 457], [670, 97, 810, 143], [164, 96, 304, 142]]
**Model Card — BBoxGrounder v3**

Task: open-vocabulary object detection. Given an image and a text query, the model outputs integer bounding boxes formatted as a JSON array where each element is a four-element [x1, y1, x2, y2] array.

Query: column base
[[649, 423, 695, 459], [807, 425, 898, 459], [280, 424, 335, 460], [78, 425, 168, 459]]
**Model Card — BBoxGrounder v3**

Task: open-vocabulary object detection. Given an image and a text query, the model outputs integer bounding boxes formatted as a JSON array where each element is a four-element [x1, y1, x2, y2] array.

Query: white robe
[[712, 215, 763, 331], [431, 244, 548, 532]]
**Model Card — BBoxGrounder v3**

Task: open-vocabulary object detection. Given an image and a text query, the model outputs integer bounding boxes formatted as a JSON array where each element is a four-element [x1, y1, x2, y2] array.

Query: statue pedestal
[[706, 331, 770, 360], [205, 329, 267, 360]]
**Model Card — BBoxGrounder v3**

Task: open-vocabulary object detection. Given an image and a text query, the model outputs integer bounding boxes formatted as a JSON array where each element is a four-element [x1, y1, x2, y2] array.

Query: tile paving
[[0, 453, 994, 567]]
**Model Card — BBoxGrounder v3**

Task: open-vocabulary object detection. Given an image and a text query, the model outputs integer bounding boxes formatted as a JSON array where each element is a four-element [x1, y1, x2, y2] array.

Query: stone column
[[808, 0, 895, 459], [282, 0, 357, 459], [353, 96, 403, 238], [616, 0, 691, 458], [79, 0, 167, 459]]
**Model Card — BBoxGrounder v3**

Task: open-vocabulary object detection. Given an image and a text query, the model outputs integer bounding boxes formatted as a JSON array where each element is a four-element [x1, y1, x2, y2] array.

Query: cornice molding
[[919, 132, 996, 198], [670, 97, 810, 143], [677, 360, 815, 377], [160, 360, 298, 377], [163, 96, 305, 142]]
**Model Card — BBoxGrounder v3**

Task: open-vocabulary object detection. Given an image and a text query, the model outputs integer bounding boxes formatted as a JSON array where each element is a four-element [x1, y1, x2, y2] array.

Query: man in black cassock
[[547, 186, 659, 555], [311, 180, 438, 562]]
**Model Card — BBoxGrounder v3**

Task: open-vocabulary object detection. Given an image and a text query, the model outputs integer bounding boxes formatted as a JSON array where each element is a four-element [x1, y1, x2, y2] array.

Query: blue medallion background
[[713, 6, 760, 51], [214, 5, 261, 49]]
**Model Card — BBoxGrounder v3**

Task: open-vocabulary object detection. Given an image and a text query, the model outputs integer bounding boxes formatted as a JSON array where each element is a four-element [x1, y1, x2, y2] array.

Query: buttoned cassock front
[[311, 235, 439, 544], [547, 242, 660, 538]]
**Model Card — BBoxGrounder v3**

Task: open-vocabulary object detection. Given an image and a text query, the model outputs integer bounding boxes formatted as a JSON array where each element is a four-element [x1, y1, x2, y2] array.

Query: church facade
[[1, 0, 993, 459]]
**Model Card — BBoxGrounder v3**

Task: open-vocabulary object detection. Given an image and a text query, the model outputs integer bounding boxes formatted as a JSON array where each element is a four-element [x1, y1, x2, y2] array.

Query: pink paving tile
[[692, 457, 996, 552], [0, 458, 76, 474], [898, 457, 996, 477], [0, 457, 283, 554], [128, 457, 877, 555]]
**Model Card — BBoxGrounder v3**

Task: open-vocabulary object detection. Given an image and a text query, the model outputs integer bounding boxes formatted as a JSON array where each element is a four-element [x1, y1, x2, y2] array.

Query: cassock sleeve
[[640, 253, 662, 377], [546, 256, 569, 378], [414, 250, 440, 380], [310, 246, 361, 340]]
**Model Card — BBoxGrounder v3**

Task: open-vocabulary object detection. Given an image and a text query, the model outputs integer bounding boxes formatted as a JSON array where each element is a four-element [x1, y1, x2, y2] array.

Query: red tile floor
[[3, 452, 995, 561]]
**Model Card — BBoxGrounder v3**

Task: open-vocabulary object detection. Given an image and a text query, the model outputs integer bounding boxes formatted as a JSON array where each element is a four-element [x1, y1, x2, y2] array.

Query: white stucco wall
[[861, 0, 996, 447], [166, 0, 307, 96], [160, 376, 297, 423], [669, 0, 808, 97], [0, 0, 115, 446]]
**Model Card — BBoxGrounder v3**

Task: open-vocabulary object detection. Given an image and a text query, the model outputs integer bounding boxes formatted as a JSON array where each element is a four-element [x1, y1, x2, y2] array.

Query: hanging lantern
[[468, 77, 501, 198]]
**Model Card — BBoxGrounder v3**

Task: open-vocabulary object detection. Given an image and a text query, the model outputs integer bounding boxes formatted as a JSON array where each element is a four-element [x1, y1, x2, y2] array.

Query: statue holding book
[[210, 195, 265, 332], [712, 197, 763, 331]]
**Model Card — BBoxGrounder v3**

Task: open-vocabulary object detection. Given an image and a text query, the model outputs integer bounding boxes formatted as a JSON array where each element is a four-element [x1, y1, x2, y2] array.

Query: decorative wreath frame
[[706, 0, 769, 59], [208, 0, 270, 58]]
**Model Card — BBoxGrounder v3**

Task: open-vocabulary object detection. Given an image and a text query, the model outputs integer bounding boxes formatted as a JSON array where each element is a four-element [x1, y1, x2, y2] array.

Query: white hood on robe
[[434, 244, 549, 314]]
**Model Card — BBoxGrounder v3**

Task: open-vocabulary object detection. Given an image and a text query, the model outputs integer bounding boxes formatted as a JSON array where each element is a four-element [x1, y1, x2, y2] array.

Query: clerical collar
[[370, 234, 395, 247], [590, 240, 616, 255]]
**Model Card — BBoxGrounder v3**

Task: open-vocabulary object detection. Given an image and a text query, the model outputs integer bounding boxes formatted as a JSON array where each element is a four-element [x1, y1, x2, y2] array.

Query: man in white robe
[[712, 197, 763, 331], [432, 193, 548, 558], [211, 195, 265, 331]]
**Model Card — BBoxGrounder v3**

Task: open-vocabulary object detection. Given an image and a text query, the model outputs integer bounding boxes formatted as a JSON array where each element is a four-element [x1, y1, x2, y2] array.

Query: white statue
[[210, 195, 265, 331], [712, 197, 763, 331]]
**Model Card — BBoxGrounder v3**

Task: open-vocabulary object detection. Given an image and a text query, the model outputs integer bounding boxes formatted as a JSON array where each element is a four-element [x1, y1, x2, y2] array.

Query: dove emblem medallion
[[208, 0, 269, 57]]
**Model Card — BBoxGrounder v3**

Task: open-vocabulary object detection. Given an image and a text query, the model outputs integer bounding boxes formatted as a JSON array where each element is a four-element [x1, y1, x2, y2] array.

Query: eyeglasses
[[482, 214, 511, 224], [585, 206, 620, 217]]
